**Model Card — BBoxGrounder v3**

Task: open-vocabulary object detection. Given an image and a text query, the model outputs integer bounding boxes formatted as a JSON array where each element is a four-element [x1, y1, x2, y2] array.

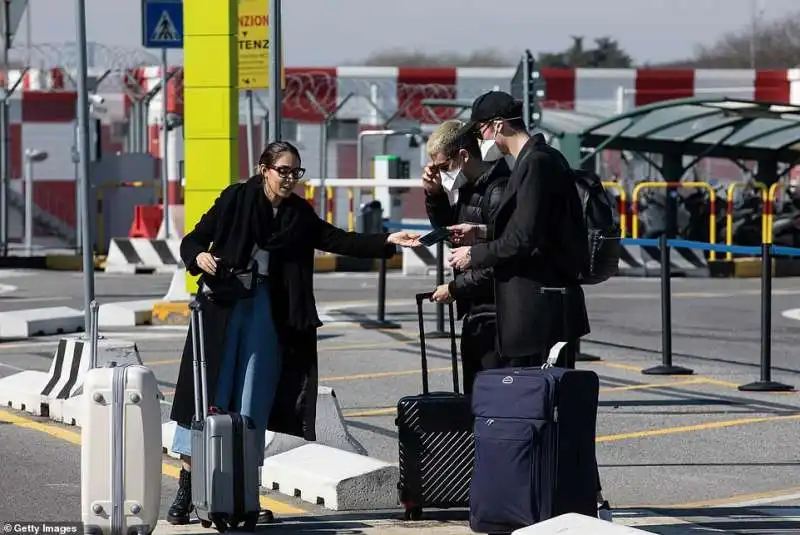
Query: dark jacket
[[424, 159, 510, 318], [469, 134, 591, 358], [170, 177, 395, 439]]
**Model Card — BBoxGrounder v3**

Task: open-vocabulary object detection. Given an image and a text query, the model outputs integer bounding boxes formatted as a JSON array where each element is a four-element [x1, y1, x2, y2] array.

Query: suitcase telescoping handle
[[88, 300, 99, 369], [415, 292, 460, 396], [189, 300, 210, 422], [539, 287, 572, 369]]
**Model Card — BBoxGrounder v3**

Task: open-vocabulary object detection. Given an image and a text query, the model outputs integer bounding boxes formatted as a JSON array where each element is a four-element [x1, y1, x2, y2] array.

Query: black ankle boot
[[167, 468, 193, 525]]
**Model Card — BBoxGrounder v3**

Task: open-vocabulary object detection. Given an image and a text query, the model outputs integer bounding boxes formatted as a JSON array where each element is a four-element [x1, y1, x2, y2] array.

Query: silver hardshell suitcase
[[81, 301, 162, 535], [189, 299, 261, 532]]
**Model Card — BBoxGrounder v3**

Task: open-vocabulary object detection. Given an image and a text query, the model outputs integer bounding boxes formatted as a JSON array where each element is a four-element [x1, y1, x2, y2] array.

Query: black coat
[[170, 177, 395, 440], [424, 159, 510, 318], [469, 134, 591, 358]]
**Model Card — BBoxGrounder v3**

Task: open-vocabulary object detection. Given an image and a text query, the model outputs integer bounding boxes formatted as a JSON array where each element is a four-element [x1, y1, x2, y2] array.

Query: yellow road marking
[[146, 339, 414, 367], [0, 408, 304, 515], [321, 366, 449, 383], [597, 413, 800, 443], [342, 378, 712, 418], [601, 378, 709, 392], [623, 485, 800, 509]]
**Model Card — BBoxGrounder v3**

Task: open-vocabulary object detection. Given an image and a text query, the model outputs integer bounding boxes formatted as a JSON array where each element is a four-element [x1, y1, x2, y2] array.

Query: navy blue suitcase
[[468, 289, 600, 533]]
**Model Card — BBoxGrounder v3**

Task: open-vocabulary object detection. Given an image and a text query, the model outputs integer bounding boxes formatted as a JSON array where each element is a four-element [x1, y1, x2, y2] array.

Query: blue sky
[[12, 0, 798, 67]]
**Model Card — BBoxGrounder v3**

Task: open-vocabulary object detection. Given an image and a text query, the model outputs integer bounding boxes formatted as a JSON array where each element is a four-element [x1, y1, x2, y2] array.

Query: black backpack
[[571, 169, 622, 285]]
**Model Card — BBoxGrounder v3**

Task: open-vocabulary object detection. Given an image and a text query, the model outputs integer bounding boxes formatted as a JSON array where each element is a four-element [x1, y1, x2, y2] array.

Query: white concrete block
[[0, 307, 84, 339], [162, 269, 190, 302], [50, 394, 83, 426], [512, 513, 648, 534], [161, 420, 181, 459], [261, 444, 399, 511], [0, 370, 50, 415], [98, 299, 158, 328], [264, 386, 366, 458]]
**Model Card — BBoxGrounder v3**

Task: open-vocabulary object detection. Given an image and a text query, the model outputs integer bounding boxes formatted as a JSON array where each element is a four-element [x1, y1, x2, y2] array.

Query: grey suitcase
[[189, 299, 261, 532]]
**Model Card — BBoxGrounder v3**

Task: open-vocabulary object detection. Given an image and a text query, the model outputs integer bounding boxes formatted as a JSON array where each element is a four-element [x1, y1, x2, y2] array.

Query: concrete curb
[[161, 385, 367, 460], [512, 513, 649, 533], [708, 257, 800, 278], [0, 306, 85, 339], [262, 444, 399, 511], [98, 299, 158, 328]]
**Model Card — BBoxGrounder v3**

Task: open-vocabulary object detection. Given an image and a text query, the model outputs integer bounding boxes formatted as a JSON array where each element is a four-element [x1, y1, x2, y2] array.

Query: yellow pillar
[[182, 0, 239, 294]]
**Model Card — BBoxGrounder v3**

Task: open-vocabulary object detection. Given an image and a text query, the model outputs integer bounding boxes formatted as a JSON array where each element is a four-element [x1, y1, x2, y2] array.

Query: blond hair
[[426, 120, 466, 158]]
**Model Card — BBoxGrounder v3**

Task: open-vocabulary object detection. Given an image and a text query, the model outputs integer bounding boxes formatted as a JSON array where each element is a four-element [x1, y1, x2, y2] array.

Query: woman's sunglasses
[[270, 165, 306, 180]]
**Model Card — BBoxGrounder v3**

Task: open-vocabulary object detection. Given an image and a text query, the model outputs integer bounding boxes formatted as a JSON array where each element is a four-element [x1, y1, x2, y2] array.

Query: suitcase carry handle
[[415, 292, 460, 396], [189, 299, 210, 422], [539, 287, 571, 369]]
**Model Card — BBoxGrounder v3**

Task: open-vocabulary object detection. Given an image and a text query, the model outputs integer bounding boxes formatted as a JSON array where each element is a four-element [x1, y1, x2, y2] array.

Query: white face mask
[[480, 140, 504, 162], [440, 167, 467, 205], [480, 122, 504, 162]]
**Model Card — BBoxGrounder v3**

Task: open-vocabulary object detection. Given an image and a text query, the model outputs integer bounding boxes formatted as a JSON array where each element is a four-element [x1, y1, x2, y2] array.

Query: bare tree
[[538, 36, 633, 68], [659, 9, 800, 68]]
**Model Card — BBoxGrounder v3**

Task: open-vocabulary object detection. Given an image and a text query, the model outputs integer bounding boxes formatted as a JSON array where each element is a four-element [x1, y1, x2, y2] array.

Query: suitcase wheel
[[403, 505, 423, 521], [200, 521, 212, 529]]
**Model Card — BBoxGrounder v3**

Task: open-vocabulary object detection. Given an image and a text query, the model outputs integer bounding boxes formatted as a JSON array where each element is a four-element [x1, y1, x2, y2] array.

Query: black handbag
[[199, 258, 258, 303]]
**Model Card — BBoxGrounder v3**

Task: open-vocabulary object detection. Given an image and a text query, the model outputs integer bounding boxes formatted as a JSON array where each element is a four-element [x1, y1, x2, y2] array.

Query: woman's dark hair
[[258, 140, 301, 168]]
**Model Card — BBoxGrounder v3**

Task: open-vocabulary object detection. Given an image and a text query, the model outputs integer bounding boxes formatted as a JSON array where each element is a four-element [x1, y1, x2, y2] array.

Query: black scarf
[[225, 175, 304, 267]]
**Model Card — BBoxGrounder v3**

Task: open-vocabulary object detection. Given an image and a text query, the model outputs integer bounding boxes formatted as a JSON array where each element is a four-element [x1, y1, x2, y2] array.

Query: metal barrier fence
[[631, 181, 718, 261], [622, 236, 797, 392]]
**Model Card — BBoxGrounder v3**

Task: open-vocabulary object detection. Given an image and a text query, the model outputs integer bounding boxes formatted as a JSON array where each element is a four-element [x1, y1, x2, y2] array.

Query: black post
[[426, 240, 450, 339], [739, 243, 793, 391], [642, 232, 693, 375], [359, 201, 400, 330]]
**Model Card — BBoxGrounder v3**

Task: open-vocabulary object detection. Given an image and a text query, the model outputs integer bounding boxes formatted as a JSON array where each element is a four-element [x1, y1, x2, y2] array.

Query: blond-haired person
[[421, 119, 510, 394]]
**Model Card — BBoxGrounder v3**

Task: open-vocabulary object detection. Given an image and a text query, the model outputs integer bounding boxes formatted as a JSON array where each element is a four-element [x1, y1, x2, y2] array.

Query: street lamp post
[[23, 148, 48, 253]]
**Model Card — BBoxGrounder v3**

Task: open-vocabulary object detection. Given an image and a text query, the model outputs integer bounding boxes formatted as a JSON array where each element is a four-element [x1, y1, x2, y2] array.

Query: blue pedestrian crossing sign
[[142, 0, 183, 49]]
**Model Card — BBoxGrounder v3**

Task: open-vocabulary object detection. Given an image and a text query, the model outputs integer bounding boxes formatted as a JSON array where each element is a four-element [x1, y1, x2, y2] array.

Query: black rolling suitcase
[[468, 287, 601, 534], [396, 292, 474, 521]]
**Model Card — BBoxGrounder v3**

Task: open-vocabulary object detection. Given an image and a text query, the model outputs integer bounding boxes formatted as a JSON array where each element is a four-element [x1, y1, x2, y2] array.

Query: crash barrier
[[725, 181, 768, 260], [104, 237, 183, 274], [621, 236, 798, 392], [631, 181, 717, 261], [302, 179, 627, 238], [601, 181, 627, 238]]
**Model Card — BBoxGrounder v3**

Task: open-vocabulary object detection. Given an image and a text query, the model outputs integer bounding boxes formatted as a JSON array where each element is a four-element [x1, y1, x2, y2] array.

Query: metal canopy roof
[[419, 98, 609, 138], [580, 97, 800, 164]]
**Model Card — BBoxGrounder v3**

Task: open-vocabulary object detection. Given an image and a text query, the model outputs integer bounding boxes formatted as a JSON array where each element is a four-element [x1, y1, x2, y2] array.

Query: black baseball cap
[[456, 91, 523, 138]]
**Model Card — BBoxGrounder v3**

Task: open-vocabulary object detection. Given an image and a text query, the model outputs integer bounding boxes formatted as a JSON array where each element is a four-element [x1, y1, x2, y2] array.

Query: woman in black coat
[[166, 141, 420, 524]]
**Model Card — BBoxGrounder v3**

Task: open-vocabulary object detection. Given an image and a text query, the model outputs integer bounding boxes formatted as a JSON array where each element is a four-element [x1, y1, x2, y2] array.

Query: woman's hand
[[195, 252, 219, 275], [448, 223, 483, 246], [387, 231, 421, 248]]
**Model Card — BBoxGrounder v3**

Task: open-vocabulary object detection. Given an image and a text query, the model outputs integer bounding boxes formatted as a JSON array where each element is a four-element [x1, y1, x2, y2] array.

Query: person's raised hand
[[448, 246, 472, 270], [388, 231, 421, 248], [448, 223, 481, 246], [195, 252, 218, 275], [421, 163, 442, 195]]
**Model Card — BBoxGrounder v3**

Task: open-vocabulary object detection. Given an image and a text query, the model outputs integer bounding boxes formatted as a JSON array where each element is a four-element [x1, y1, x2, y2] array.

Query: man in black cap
[[447, 90, 590, 368], [447, 91, 612, 521]]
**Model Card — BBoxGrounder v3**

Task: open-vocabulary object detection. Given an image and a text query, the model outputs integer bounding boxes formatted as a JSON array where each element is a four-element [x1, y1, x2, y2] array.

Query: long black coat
[[469, 134, 591, 358], [170, 177, 395, 440]]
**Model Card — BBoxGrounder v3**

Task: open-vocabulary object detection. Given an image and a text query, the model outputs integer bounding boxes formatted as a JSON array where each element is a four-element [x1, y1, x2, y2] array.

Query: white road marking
[[0, 283, 16, 295], [781, 308, 800, 322]]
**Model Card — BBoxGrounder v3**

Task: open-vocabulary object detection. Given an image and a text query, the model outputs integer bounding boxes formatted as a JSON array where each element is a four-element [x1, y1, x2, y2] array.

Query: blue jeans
[[171, 282, 282, 463]]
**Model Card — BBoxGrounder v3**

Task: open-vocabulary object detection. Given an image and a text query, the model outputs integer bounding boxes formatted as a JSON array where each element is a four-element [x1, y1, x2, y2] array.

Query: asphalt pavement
[[1, 269, 800, 533]]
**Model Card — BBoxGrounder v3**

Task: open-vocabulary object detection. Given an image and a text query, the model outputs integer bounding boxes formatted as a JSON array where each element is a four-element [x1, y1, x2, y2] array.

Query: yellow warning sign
[[237, 0, 284, 89]]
